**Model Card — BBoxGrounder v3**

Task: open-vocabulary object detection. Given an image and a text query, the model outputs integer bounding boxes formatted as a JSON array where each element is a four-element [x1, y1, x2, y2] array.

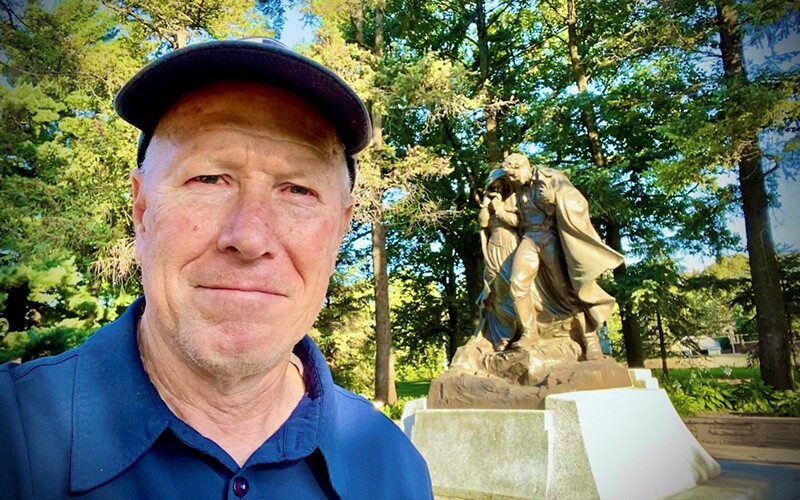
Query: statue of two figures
[[476, 153, 623, 358], [430, 154, 631, 409]]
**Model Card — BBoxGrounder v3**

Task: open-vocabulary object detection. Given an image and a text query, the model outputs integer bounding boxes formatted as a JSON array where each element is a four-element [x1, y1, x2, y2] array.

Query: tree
[[1, 0, 142, 338], [715, 0, 793, 389], [658, 0, 799, 388], [630, 260, 703, 378], [299, 0, 457, 402], [693, 252, 800, 360], [0, 0, 273, 355]]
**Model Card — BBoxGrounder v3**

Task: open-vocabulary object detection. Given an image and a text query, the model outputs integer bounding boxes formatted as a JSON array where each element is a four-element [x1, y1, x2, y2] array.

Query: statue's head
[[484, 169, 512, 198], [502, 153, 533, 184]]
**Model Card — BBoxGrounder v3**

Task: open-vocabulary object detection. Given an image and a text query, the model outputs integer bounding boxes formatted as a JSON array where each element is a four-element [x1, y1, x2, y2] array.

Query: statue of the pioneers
[[429, 154, 630, 409], [481, 153, 623, 357]]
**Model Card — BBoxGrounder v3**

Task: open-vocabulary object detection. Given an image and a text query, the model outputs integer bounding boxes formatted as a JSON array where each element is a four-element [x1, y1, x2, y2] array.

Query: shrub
[[662, 368, 800, 417], [1, 326, 91, 363], [380, 395, 417, 421]]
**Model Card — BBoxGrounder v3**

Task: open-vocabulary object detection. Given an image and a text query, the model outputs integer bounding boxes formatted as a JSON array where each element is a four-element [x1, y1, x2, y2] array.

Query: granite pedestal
[[407, 370, 721, 499]]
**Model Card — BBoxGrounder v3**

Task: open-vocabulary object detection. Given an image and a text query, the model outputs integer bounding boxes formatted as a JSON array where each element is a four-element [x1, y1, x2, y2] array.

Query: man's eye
[[195, 175, 221, 184], [289, 185, 311, 195]]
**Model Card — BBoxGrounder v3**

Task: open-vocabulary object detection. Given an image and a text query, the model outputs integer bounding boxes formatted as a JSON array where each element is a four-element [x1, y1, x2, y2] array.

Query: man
[[501, 153, 623, 358], [0, 38, 432, 499]]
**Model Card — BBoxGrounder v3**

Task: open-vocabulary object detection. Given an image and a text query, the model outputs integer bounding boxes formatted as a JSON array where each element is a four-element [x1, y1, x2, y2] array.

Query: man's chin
[[188, 350, 286, 381], [178, 335, 293, 382]]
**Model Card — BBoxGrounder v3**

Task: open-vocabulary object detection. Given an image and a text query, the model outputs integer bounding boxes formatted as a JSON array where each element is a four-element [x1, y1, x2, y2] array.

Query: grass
[[652, 366, 760, 381], [396, 379, 431, 399]]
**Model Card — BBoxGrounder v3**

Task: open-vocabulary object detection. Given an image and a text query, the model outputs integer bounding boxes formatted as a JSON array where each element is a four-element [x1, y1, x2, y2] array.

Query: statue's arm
[[479, 203, 491, 229], [494, 203, 519, 227], [480, 227, 489, 262]]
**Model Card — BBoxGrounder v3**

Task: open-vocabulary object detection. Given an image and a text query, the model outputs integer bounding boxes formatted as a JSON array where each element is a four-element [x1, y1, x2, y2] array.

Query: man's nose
[[217, 191, 277, 260]]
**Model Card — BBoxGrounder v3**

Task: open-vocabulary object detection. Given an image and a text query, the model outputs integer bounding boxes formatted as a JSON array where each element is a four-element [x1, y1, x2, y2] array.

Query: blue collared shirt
[[0, 298, 432, 499]]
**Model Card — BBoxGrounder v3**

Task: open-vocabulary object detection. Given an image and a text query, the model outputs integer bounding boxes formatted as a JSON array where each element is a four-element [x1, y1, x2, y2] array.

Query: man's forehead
[[152, 81, 344, 157]]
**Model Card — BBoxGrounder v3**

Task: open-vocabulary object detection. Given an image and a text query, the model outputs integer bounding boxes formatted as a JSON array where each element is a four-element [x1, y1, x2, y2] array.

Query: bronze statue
[[477, 170, 520, 350], [429, 153, 628, 409], [497, 153, 624, 359]]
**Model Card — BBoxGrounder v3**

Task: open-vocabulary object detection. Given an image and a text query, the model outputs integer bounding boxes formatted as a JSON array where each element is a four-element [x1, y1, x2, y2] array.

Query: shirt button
[[233, 477, 249, 497]]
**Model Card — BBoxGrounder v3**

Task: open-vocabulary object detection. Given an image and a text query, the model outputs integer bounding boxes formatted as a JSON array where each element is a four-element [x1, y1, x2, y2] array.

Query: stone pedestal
[[412, 409, 554, 499], [408, 373, 721, 499]]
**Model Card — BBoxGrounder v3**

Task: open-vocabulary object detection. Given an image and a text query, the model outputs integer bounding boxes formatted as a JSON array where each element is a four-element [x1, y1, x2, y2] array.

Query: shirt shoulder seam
[[332, 386, 374, 407], [8, 350, 80, 382]]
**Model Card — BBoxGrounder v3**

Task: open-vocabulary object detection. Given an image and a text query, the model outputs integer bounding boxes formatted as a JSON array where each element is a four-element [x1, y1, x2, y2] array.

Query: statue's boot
[[492, 337, 509, 352], [582, 332, 603, 361], [510, 329, 540, 350]]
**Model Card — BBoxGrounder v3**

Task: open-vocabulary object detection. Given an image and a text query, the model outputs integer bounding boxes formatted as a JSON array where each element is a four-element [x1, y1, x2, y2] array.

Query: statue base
[[408, 375, 721, 499], [428, 336, 631, 409]]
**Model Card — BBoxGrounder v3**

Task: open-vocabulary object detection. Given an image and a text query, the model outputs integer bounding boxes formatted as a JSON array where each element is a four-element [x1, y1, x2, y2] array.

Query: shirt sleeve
[[0, 363, 34, 499]]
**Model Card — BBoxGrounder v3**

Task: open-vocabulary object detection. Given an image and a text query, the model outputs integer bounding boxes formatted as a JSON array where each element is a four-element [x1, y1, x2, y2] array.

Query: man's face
[[131, 82, 353, 379], [503, 161, 532, 185]]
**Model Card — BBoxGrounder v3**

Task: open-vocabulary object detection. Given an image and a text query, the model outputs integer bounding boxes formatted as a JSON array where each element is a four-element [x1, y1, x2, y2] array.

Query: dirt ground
[[642, 353, 752, 369]]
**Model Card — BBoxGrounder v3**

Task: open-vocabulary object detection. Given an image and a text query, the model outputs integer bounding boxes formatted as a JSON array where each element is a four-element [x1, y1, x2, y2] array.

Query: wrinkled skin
[[131, 81, 353, 384]]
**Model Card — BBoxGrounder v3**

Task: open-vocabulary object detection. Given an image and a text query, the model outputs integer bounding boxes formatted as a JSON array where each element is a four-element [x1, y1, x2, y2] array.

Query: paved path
[[668, 460, 800, 499], [705, 444, 800, 466]]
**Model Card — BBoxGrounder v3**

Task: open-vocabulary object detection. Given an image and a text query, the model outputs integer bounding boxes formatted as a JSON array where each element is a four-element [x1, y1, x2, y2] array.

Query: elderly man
[[0, 39, 432, 499]]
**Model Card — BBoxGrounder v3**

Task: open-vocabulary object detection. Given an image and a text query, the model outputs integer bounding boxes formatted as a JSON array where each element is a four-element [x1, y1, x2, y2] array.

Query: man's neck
[[137, 318, 306, 467]]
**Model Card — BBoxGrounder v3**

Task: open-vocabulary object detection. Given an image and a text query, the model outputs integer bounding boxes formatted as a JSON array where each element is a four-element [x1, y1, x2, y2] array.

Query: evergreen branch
[[0, 0, 29, 31], [100, 0, 173, 48], [540, 0, 567, 21]]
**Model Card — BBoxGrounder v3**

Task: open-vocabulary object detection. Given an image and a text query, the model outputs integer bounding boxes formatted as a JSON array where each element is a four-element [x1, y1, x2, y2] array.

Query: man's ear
[[130, 169, 147, 258], [341, 201, 354, 234]]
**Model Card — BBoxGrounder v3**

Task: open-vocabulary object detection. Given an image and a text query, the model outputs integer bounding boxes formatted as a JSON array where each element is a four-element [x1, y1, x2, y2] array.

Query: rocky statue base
[[428, 335, 631, 409], [407, 371, 721, 500]]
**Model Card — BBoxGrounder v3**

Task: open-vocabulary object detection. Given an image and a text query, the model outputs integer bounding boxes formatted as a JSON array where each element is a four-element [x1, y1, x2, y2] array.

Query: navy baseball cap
[[114, 37, 371, 187]]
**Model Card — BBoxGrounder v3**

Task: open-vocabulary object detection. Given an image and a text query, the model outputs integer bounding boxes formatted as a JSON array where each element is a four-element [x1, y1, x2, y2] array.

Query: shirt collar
[[293, 335, 348, 498], [70, 297, 349, 497]]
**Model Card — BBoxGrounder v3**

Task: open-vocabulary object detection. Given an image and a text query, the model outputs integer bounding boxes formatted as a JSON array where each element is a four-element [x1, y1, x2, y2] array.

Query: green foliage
[[687, 252, 800, 339], [311, 261, 376, 397], [663, 370, 736, 415], [661, 368, 800, 417], [379, 394, 418, 420], [654, 366, 760, 381], [0, 325, 91, 363], [772, 389, 800, 417]]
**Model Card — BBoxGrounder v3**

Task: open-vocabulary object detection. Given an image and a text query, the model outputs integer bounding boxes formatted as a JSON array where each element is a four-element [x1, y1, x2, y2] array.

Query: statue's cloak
[[543, 168, 624, 331]]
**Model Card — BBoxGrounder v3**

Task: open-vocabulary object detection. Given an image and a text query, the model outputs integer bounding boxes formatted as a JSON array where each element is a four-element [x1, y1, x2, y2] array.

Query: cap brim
[[114, 39, 371, 156]]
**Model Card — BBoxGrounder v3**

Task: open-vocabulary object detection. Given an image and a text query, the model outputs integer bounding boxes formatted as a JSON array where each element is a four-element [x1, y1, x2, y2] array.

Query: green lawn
[[396, 379, 431, 399], [652, 366, 760, 381]]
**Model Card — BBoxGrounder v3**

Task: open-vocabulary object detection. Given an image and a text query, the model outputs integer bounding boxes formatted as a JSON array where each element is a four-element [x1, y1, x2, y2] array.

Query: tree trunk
[[368, 0, 396, 404], [460, 236, 484, 327], [566, 0, 605, 169], [4, 283, 30, 332], [174, 29, 187, 49], [606, 217, 646, 367], [656, 310, 669, 378], [372, 213, 397, 404], [475, 0, 501, 162], [565, 0, 644, 367], [716, 0, 793, 389], [444, 257, 460, 361]]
